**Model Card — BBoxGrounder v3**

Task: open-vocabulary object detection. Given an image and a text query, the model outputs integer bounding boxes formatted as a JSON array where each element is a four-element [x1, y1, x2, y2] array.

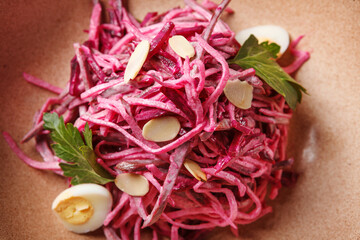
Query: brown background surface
[[0, 0, 359, 239]]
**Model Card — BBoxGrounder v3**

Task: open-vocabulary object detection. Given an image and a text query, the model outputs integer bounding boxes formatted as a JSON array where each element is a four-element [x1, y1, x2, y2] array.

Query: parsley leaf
[[228, 34, 307, 109], [260, 41, 281, 58], [43, 112, 114, 185]]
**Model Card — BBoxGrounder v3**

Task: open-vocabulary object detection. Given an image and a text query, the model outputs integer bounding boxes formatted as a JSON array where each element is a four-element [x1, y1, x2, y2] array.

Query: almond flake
[[124, 40, 150, 83], [184, 159, 207, 182], [169, 35, 195, 59], [142, 116, 180, 142], [115, 173, 149, 197], [224, 79, 253, 109]]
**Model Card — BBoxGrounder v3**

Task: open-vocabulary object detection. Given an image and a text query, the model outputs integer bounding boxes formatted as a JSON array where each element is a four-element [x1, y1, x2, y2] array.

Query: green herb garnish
[[228, 34, 307, 109], [43, 112, 114, 185]]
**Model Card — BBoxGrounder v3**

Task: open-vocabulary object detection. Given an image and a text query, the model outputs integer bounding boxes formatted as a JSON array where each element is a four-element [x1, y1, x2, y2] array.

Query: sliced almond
[[124, 40, 150, 83], [224, 79, 253, 109], [115, 173, 149, 197], [142, 116, 180, 142], [184, 159, 207, 182], [168, 35, 195, 59]]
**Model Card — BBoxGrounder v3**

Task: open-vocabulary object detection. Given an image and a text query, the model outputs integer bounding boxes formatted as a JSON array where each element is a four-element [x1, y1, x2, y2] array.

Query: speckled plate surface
[[0, 0, 359, 239]]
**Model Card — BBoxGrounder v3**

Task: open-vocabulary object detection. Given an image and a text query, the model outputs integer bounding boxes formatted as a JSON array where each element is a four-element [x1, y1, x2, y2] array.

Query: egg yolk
[[257, 37, 272, 43], [54, 196, 94, 225]]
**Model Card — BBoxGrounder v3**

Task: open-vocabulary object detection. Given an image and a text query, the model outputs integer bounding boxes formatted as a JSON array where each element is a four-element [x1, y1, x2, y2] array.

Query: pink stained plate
[[0, 0, 359, 239]]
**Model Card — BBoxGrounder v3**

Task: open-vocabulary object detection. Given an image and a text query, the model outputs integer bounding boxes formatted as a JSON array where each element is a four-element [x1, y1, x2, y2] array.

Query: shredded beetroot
[[23, 73, 63, 95], [282, 35, 310, 74], [4, 0, 310, 239], [3, 132, 61, 171]]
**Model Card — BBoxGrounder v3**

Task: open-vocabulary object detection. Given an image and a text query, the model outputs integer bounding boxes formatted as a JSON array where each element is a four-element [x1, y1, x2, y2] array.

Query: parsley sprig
[[43, 113, 114, 185], [228, 34, 307, 109]]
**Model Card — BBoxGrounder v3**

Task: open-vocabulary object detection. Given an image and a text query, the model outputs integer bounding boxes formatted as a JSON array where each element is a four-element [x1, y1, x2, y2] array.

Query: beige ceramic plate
[[0, 0, 359, 239]]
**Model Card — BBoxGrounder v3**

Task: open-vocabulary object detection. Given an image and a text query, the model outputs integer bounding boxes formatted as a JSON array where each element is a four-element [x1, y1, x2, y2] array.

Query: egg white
[[236, 25, 290, 54], [52, 183, 112, 234]]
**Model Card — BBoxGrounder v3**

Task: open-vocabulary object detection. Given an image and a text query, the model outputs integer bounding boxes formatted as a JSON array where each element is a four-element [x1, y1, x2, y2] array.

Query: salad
[[3, 0, 309, 239]]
